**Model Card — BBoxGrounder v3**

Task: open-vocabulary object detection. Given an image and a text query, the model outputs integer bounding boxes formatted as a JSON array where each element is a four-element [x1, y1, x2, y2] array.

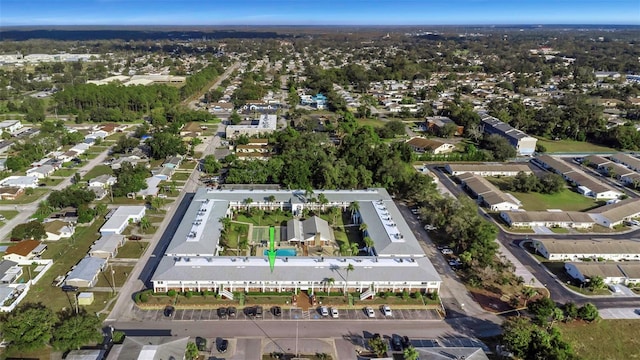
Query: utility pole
[[74, 292, 79, 314], [110, 263, 116, 295]]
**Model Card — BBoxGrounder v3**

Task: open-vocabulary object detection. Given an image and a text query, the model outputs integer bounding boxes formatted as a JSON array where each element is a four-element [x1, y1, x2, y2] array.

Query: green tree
[[11, 221, 46, 241], [368, 336, 388, 357], [0, 302, 56, 352], [502, 317, 533, 357], [202, 155, 222, 174], [147, 131, 187, 160], [588, 275, 605, 291], [403, 345, 420, 360], [112, 135, 140, 154], [139, 216, 151, 232], [185, 341, 199, 360], [344, 263, 354, 294], [563, 301, 578, 322], [528, 297, 557, 326], [578, 303, 599, 322], [481, 133, 517, 161], [51, 310, 103, 351], [229, 110, 242, 125]]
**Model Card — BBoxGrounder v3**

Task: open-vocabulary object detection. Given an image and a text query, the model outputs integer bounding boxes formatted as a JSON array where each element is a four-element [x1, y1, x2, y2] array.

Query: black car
[[272, 306, 282, 317], [195, 337, 207, 351], [227, 306, 237, 317], [402, 336, 411, 348], [391, 335, 403, 351], [244, 307, 257, 317], [217, 339, 229, 353], [61, 285, 79, 292], [255, 306, 263, 318], [217, 307, 228, 318], [163, 306, 175, 317]]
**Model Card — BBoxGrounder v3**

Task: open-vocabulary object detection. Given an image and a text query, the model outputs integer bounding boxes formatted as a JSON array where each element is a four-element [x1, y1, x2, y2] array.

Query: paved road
[[0, 147, 111, 241], [187, 61, 241, 110]]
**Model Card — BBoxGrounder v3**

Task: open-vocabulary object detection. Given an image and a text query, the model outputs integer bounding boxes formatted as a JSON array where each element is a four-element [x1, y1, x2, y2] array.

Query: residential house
[[533, 239, 640, 262], [406, 137, 455, 154], [57, 150, 78, 163], [480, 113, 537, 156], [65, 350, 106, 360], [445, 163, 532, 176], [208, 102, 234, 112], [583, 155, 612, 171], [564, 262, 627, 284], [106, 336, 190, 360], [111, 155, 148, 170], [0, 260, 22, 284], [236, 139, 272, 161], [151, 166, 174, 181], [457, 173, 521, 211], [226, 114, 277, 139], [0, 120, 22, 135], [88, 175, 117, 188], [162, 155, 183, 169], [286, 216, 334, 244], [425, 116, 464, 136], [3, 240, 46, 262], [610, 153, 640, 172], [138, 176, 162, 197], [65, 257, 106, 288], [414, 347, 489, 360], [43, 220, 75, 241], [588, 198, 640, 228], [100, 206, 146, 236], [501, 211, 594, 229], [70, 142, 91, 154], [89, 234, 125, 259], [26, 164, 55, 179], [0, 187, 24, 200], [179, 122, 204, 137], [89, 186, 108, 201]]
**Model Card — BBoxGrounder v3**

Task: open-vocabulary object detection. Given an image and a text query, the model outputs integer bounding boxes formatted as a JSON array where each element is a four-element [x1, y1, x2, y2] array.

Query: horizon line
[[2, 23, 639, 28]]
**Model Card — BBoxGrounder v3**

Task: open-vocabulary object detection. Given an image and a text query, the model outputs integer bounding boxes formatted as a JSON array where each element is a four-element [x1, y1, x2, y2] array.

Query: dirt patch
[[470, 288, 515, 313]]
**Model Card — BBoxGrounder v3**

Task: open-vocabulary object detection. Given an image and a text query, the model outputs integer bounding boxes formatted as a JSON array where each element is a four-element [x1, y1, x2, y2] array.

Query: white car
[[365, 307, 375, 318], [382, 305, 392, 317], [330, 308, 339, 318], [441, 248, 453, 255], [320, 306, 329, 317]]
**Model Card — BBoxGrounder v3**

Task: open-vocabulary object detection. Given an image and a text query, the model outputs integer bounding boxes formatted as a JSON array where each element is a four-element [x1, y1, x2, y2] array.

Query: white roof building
[[0, 176, 39, 188], [100, 206, 146, 236]]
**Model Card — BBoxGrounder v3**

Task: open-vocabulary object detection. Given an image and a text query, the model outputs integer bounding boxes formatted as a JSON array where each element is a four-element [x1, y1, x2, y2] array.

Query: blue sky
[[1, 0, 638, 26]]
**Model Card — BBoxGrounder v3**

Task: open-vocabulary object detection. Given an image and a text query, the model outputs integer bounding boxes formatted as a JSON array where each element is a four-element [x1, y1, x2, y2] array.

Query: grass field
[[487, 177, 600, 211], [357, 117, 385, 127], [40, 177, 64, 186], [171, 172, 192, 181], [0, 210, 19, 221], [560, 320, 640, 360], [52, 168, 78, 177], [82, 165, 113, 180], [115, 241, 149, 258], [252, 226, 283, 243], [537, 138, 618, 154], [94, 265, 134, 288], [236, 212, 291, 226]]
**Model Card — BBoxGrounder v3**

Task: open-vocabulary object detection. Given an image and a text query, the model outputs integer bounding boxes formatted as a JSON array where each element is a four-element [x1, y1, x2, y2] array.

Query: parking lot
[[132, 306, 442, 322]]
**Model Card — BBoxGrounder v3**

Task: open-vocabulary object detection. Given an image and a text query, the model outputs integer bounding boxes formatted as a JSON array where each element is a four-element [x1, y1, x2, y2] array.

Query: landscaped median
[[133, 289, 441, 310]]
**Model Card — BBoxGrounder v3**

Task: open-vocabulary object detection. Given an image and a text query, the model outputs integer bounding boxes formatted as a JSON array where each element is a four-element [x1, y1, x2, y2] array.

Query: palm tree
[[325, 277, 335, 293], [139, 216, 151, 232], [329, 207, 341, 227], [522, 287, 538, 307], [350, 242, 360, 256], [243, 197, 253, 211], [348, 202, 360, 217], [344, 263, 354, 295], [318, 193, 328, 211], [363, 236, 374, 251], [359, 222, 368, 235]]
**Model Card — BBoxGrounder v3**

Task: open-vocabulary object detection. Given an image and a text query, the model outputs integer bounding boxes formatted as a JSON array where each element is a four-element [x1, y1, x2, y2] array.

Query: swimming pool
[[263, 248, 297, 256]]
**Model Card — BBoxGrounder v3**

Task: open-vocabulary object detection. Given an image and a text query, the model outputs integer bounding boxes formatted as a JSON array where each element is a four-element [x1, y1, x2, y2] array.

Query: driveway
[[532, 226, 554, 234], [599, 307, 640, 319]]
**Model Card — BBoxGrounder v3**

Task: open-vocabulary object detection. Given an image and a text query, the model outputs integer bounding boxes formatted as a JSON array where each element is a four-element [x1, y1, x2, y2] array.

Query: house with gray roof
[[65, 257, 106, 288], [480, 113, 537, 156], [107, 336, 189, 360], [286, 216, 333, 244], [89, 234, 125, 259], [588, 198, 640, 228]]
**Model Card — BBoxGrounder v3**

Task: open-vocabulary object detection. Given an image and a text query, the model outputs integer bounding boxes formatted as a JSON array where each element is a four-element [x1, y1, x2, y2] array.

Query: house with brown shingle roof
[[3, 240, 46, 262], [0, 187, 24, 200], [406, 137, 455, 154]]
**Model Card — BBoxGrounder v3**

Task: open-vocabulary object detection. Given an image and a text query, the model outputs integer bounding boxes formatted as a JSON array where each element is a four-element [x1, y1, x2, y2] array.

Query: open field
[[560, 320, 640, 360], [536, 138, 618, 154], [94, 265, 134, 288], [52, 168, 78, 177], [487, 178, 600, 211], [41, 177, 64, 186], [236, 212, 291, 226], [82, 165, 113, 180], [357, 117, 385, 127], [171, 172, 192, 181], [0, 210, 19, 221], [115, 241, 149, 258]]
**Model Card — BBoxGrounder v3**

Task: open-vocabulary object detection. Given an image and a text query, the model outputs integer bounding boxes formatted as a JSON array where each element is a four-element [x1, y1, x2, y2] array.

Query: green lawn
[[52, 168, 78, 177], [236, 212, 292, 226], [486, 178, 600, 211], [357, 117, 385, 127], [171, 172, 192, 181], [94, 265, 134, 288], [24, 219, 105, 312], [0, 188, 48, 205], [537, 138, 618, 154], [0, 210, 19, 221], [115, 241, 149, 258], [82, 165, 113, 180], [560, 320, 640, 360], [40, 177, 64, 186]]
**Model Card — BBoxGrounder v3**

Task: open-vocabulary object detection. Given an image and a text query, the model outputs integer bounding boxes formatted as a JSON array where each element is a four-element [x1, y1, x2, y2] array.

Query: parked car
[[163, 306, 175, 317], [217, 307, 228, 318], [330, 307, 339, 318], [272, 306, 282, 317], [382, 305, 392, 317], [255, 306, 263, 318], [195, 337, 207, 351], [217, 338, 228, 353], [608, 284, 622, 293], [441, 248, 453, 255], [365, 307, 375, 318], [128, 235, 142, 240], [449, 259, 462, 267], [320, 306, 329, 317], [0, 215, 5, 221], [61, 285, 79, 292], [227, 306, 237, 317], [391, 335, 403, 351]]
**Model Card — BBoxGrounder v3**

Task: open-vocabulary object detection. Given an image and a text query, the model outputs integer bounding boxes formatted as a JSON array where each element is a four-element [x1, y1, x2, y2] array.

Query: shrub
[[185, 291, 193, 299], [167, 289, 177, 297], [402, 290, 410, 300], [139, 292, 149, 303], [112, 331, 125, 344]]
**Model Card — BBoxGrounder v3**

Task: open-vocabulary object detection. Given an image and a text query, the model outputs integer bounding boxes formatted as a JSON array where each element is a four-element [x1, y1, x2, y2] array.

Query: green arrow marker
[[268, 226, 276, 272]]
